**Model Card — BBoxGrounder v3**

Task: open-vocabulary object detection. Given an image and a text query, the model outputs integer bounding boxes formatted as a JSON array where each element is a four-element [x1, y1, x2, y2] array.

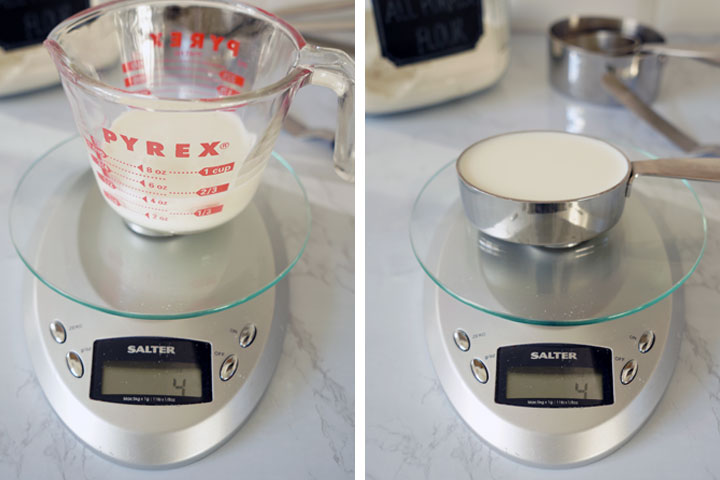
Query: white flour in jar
[[365, 8, 510, 114], [0, 0, 114, 97], [95, 110, 262, 235]]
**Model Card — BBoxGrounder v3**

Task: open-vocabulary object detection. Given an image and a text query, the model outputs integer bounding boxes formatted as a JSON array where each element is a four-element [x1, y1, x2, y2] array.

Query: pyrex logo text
[[102, 128, 222, 158], [148, 31, 240, 57]]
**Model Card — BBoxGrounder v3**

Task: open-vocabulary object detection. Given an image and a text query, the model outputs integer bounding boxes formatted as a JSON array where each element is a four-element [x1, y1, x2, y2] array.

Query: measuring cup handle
[[630, 157, 720, 185], [299, 46, 355, 182]]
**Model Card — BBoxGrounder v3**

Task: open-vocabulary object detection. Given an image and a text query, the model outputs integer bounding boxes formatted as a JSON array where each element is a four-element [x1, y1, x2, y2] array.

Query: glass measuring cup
[[45, 0, 354, 236]]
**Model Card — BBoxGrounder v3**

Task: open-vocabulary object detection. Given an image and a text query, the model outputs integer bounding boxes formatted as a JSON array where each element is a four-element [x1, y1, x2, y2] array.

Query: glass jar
[[366, 0, 510, 114]]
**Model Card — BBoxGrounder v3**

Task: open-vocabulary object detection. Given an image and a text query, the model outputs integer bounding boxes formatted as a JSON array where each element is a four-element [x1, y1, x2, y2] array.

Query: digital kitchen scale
[[9, 137, 311, 468], [410, 153, 707, 467]]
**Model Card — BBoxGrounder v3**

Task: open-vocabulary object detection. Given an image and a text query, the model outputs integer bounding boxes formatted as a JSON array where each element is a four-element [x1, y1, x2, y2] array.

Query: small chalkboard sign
[[0, 0, 90, 51], [371, 0, 484, 67]]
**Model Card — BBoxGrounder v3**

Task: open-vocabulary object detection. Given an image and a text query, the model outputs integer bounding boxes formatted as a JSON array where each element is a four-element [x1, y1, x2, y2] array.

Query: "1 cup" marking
[[199, 162, 234, 176]]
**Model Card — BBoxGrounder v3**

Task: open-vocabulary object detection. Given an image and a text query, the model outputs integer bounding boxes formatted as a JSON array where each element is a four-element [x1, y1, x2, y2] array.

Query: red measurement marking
[[122, 60, 144, 73], [194, 205, 224, 217], [103, 191, 122, 207], [111, 189, 148, 203], [219, 70, 245, 87], [143, 166, 167, 175], [104, 156, 138, 169], [197, 183, 229, 196], [199, 162, 234, 176], [90, 152, 110, 175], [123, 199, 168, 212], [106, 163, 164, 180], [85, 136, 107, 159], [142, 196, 168, 205], [124, 73, 147, 87], [97, 173, 116, 189], [217, 85, 240, 96], [108, 177, 167, 195], [149, 32, 162, 47], [145, 212, 169, 221], [139, 179, 168, 191]]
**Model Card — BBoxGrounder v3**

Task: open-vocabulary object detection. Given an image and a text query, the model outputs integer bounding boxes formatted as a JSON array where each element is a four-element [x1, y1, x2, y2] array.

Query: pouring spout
[[43, 39, 68, 70]]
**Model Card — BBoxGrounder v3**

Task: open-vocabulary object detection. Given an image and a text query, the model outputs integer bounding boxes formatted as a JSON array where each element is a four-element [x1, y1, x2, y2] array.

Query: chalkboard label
[[372, 0, 484, 67], [0, 0, 90, 51]]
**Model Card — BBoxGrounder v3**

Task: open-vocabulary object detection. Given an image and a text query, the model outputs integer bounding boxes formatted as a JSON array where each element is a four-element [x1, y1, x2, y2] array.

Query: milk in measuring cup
[[458, 132, 629, 202], [88, 110, 261, 235]]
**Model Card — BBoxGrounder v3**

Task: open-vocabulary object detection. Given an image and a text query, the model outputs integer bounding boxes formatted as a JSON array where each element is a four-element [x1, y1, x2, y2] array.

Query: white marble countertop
[[366, 33, 720, 479], [0, 75, 354, 477]]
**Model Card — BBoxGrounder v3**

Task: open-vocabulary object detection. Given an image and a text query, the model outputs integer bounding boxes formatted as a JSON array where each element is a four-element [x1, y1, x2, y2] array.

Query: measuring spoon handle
[[631, 157, 720, 184]]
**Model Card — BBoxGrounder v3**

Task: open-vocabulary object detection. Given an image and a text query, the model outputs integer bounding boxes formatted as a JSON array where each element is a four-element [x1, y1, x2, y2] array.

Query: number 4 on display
[[575, 382, 588, 399], [173, 377, 187, 396]]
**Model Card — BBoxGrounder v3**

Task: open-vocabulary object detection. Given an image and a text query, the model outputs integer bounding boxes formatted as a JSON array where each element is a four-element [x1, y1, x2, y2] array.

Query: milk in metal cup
[[458, 132, 629, 202]]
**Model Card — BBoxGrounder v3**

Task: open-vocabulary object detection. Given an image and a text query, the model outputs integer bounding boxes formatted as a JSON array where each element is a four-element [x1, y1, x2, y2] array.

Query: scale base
[[23, 274, 287, 469], [424, 278, 684, 468]]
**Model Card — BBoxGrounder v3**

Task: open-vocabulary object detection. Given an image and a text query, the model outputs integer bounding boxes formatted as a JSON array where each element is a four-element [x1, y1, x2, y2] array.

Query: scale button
[[638, 330, 655, 353], [66, 351, 84, 378], [220, 354, 238, 381], [239, 324, 257, 348], [620, 359, 638, 385], [471, 358, 489, 384], [453, 329, 470, 352], [49, 320, 67, 344]]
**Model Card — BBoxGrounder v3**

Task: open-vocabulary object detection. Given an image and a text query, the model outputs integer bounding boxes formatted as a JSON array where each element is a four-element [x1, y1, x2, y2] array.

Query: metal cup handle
[[628, 157, 720, 195]]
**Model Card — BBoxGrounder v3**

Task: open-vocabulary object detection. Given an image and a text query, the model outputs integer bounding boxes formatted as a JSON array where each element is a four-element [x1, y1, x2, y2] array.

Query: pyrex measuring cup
[[45, 0, 354, 236]]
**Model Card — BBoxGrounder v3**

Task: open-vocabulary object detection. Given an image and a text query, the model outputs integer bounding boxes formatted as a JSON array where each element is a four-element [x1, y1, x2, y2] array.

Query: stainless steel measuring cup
[[549, 16, 666, 105], [457, 131, 720, 248], [45, 0, 354, 236], [549, 16, 720, 106]]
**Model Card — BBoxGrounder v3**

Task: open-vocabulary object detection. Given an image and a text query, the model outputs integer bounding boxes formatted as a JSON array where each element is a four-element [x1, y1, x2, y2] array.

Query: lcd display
[[505, 366, 604, 400], [101, 361, 203, 397]]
